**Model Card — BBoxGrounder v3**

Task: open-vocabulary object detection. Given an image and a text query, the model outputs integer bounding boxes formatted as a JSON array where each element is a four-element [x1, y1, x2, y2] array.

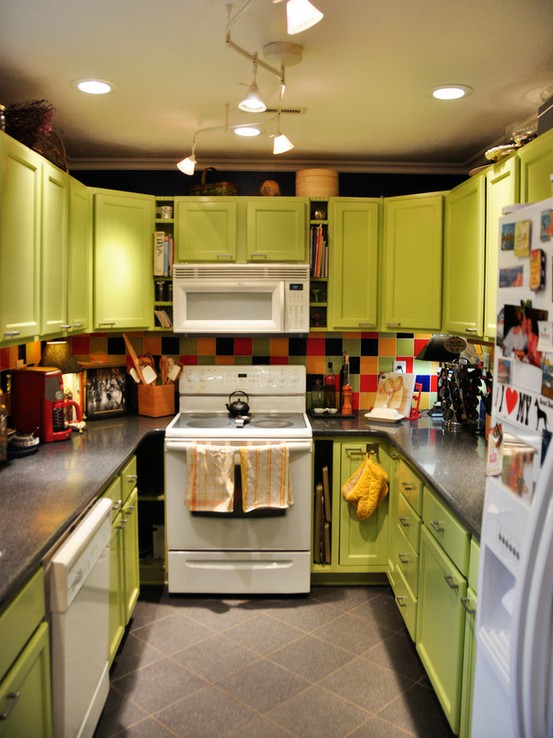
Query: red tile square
[[360, 374, 378, 391], [180, 355, 198, 365], [234, 338, 252, 356], [306, 337, 325, 356], [270, 356, 288, 365]]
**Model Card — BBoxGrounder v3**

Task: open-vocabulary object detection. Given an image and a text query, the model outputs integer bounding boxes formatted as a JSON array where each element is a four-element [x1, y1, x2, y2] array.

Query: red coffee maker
[[11, 367, 82, 442]]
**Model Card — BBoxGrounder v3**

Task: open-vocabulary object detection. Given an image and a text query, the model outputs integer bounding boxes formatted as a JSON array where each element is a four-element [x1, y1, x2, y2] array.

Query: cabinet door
[[122, 487, 140, 624], [442, 175, 485, 338], [518, 127, 553, 203], [459, 586, 477, 738], [330, 199, 380, 330], [41, 161, 68, 336], [93, 189, 154, 330], [483, 156, 519, 339], [246, 198, 308, 261], [0, 133, 41, 342], [0, 622, 52, 738], [108, 515, 125, 666], [381, 194, 443, 332], [67, 177, 91, 333], [175, 198, 237, 261], [338, 443, 388, 570], [416, 526, 467, 734]]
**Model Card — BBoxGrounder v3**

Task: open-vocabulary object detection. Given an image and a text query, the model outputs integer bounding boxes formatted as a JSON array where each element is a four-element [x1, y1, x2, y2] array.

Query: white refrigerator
[[472, 195, 553, 737]]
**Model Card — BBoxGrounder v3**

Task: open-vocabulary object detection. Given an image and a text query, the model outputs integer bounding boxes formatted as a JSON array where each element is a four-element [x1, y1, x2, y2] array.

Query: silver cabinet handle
[[72, 322, 84, 328], [430, 519, 444, 533], [386, 322, 401, 327], [396, 596, 407, 608], [398, 553, 410, 564], [401, 482, 416, 490], [461, 597, 476, 615], [251, 253, 268, 259], [112, 500, 122, 511], [0, 691, 20, 720], [3, 331, 20, 338], [399, 516, 410, 527], [216, 253, 233, 259], [358, 322, 376, 328], [99, 322, 116, 327], [444, 574, 459, 590], [125, 505, 135, 513], [60, 324, 71, 329], [465, 328, 477, 334], [127, 474, 138, 482]]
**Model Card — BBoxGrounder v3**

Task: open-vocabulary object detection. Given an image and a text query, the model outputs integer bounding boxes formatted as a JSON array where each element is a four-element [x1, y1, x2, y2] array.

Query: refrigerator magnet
[[530, 248, 546, 291], [540, 209, 553, 242], [514, 219, 532, 257]]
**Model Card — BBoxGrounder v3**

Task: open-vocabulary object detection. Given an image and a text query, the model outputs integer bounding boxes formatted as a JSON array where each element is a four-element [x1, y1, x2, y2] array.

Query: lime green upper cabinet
[[246, 198, 308, 261], [0, 132, 41, 342], [483, 156, 519, 339], [442, 175, 486, 338], [518, 127, 553, 203], [381, 193, 443, 332], [175, 197, 238, 261], [67, 177, 91, 334], [329, 198, 380, 330], [93, 188, 154, 330], [41, 161, 69, 336]]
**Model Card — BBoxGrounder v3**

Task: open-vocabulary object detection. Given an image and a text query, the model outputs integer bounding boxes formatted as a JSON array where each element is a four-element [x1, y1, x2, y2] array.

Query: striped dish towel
[[185, 444, 235, 512], [239, 444, 293, 512]]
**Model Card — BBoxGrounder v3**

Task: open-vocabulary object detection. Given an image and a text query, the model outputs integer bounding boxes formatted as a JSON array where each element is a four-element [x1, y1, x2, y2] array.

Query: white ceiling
[[0, 0, 552, 174]]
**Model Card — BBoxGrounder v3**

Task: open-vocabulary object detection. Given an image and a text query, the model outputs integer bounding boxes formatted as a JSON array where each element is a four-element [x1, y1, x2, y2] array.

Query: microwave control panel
[[285, 281, 309, 331]]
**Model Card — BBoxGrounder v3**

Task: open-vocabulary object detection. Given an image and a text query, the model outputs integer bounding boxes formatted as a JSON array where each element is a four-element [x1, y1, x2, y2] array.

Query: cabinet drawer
[[102, 476, 123, 519], [397, 493, 422, 551], [394, 525, 420, 595], [423, 486, 470, 577], [120, 455, 137, 503], [392, 567, 417, 640], [396, 459, 423, 514], [0, 569, 45, 678]]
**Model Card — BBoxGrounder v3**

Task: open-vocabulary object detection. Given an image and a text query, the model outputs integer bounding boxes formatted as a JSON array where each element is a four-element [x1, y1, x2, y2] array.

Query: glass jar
[[0, 105, 6, 133]]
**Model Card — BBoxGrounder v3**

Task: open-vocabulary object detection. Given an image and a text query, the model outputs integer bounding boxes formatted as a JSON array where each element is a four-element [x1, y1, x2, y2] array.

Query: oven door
[[165, 437, 312, 594]]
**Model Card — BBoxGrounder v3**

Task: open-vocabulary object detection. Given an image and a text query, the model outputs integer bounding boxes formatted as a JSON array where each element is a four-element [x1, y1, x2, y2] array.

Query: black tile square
[[252, 355, 270, 364], [397, 332, 414, 339], [289, 337, 307, 356], [325, 337, 342, 356], [216, 337, 234, 355], [161, 336, 180, 355], [107, 336, 126, 355], [349, 356, 360, 375], [360, 338, 379, 356]]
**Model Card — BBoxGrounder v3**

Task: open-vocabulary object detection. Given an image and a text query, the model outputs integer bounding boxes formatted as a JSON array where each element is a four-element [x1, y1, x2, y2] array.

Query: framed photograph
[[84, 364, 127, 419]]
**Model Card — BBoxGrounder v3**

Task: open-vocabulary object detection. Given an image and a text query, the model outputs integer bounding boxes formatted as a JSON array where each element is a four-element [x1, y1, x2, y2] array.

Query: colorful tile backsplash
[[0, 331, 490, 412]]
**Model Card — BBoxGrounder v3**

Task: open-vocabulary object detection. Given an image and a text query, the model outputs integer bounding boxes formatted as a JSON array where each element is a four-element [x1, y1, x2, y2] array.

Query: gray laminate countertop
[[0, 409, 487, 612], [309, 411, 487, 540]]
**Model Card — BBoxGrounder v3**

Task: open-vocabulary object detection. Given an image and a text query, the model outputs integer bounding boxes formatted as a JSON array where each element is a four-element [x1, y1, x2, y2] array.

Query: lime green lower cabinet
[[459, 539, 479, 738], [103, 457, 140, 665], [0, 568, 52, 738], [416, 526, 467, 734], [338, 442, 389, 571]]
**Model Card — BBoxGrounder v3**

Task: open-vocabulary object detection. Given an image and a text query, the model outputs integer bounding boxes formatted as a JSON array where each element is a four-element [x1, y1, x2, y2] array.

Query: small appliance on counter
[[11, 367, 82, 443]]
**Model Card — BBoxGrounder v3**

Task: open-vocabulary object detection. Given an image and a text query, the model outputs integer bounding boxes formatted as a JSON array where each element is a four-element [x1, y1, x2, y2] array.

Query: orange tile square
[[143, 336, 162, 355], [360, 356, 378, 374], [379, 337, 396, 356], [270, 338, 289, 357], [215, 355, 234, 365], [306, 356, 326, 375], [197, 338, 216, 356]]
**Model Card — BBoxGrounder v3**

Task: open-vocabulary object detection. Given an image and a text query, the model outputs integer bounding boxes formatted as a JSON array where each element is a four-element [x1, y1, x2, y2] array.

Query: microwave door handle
[[279, 282, 285, 330]]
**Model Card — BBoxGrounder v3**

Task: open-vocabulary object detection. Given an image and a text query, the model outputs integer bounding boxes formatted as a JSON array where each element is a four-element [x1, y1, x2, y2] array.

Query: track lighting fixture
[[273, 0, 324, 35], [272, 110, 294, 154], [238, 55, 267, 113]]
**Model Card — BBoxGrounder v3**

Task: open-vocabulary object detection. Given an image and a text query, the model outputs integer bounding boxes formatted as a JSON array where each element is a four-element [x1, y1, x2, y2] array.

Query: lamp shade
[[177, 154, 196, 175], [286, 0, 324, 34], [238, 81, 266, 113], [415, 334, 467, 362], [39, 341, 81, 373], [273, 132, 294, 154]]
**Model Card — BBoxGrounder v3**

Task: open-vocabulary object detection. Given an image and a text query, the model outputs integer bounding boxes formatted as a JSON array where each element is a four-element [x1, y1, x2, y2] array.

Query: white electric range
[[164, 365, 313, 594]]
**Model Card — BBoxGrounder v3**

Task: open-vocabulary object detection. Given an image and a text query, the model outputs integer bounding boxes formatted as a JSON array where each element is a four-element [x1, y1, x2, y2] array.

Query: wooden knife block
[[138, 384, 175, 417]]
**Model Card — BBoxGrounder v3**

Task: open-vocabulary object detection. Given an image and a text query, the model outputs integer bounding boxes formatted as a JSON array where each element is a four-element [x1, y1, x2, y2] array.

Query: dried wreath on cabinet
[[5, 99, 68, 172]]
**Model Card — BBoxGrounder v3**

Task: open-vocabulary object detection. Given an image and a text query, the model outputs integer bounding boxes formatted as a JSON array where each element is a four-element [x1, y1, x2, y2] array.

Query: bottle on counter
[[0, 389, 7, 463], [339, 352, 348, 409], [340, 356, 353, 415], [324, 361, 336, 409]]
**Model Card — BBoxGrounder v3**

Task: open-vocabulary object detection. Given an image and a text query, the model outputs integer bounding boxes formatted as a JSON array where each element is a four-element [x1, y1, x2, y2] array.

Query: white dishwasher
[[47, 496, 112, 738]]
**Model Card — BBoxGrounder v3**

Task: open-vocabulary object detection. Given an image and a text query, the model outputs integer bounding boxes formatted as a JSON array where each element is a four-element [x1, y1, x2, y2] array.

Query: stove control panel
[[180, 365, 306, 396]]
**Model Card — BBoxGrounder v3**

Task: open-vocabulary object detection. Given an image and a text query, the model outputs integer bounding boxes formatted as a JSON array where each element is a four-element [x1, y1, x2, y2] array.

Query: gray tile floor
[[94, 585, 455, 738]]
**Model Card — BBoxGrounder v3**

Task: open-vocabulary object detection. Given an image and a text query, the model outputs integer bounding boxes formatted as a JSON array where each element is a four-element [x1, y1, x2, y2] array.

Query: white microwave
[[172, 263, 310, 334]]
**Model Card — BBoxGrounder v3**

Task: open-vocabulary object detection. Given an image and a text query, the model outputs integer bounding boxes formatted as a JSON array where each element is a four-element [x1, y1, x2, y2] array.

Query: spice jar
[[0, 105, 6, 133]]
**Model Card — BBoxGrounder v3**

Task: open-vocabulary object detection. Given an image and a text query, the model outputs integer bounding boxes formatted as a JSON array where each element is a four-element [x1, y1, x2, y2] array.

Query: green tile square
[[252, 337, 271, 355], [378, 357, 395, 373], [396, 337, 414, 356], [180, 337, 197, 355]]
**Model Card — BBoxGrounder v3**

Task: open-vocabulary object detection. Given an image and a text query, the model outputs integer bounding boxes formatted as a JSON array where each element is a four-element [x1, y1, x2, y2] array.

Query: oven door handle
[[165, 440, 313, 453]]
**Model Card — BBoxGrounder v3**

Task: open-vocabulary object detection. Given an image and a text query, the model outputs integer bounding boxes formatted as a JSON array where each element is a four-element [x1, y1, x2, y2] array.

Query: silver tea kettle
[[226, 391, 250, 417]]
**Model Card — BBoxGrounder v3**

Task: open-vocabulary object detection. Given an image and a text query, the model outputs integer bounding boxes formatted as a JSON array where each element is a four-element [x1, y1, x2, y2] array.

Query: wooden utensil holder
[[138, 384, 175, 417]]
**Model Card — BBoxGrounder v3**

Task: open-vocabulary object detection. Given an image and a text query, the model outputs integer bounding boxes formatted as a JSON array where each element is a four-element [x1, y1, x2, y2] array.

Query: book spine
[[153, 231, 165, 276]]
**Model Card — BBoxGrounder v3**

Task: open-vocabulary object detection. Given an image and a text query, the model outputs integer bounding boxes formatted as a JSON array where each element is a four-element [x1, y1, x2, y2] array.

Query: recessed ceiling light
[[431, 85, 473, 100], [234, 126, 261, 137], [72, 79, 114, 95]]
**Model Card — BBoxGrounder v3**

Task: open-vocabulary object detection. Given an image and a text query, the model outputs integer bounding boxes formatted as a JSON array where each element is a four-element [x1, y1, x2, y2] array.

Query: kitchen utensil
[[122, 334, 146, 384], [226, 391, 250, 417]]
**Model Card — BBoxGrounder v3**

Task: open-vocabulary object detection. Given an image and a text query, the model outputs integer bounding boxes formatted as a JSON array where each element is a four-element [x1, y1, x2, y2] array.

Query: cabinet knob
[[444, 574, 459, 590], [430, 519, 444, 534], [398, 553, 410, 564], [399, 516, 410, 527], [461, 597, 476, 615], [0, 691, 20, 720], [395, 596, 407, 608]]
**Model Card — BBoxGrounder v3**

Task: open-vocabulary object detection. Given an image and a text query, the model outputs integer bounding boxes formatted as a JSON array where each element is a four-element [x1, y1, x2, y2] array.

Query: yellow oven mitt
[[342, 453, 388, 520]]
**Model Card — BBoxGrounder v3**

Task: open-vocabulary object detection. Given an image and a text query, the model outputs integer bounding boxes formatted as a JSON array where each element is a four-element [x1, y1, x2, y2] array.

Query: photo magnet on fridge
[[501, 222, 515, 250], [514, 219, 532, 257], [530, 248, 546, 291], [540, 209, 553, 242]]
